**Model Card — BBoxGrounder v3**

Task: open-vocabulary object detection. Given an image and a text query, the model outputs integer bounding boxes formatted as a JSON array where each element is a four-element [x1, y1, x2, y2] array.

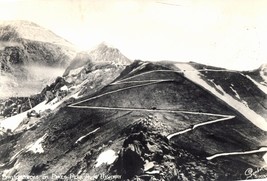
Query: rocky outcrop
[[0, 95, 43, 118], [110, 119, 179, 180], [0, 76, 68, 118], [113, 132, 146, 178], [108, 116, 253, 181]]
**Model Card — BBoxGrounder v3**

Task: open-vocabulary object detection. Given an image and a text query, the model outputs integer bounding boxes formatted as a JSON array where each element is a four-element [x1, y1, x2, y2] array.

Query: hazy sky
[[0, 0, 267, 70]]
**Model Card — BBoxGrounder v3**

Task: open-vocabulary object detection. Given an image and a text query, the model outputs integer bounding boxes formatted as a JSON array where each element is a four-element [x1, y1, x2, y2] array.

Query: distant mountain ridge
[[88, 42, 131, 65], [0, 20, 77, 97], [63, 42, 131, 77], [0, 20, 76, 69], [0, 20, 74, 48]]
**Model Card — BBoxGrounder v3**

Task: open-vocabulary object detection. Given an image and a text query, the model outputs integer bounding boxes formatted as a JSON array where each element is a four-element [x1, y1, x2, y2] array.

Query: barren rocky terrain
[[0, 21, 267, 181]]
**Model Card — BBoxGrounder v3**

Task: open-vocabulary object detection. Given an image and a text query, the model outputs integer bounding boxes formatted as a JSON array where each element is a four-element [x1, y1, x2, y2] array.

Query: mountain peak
[[0, 20, 75, 48], [88, 42, 131, 65], [0, 20, 40, 27], [89, 42, 119, 54], [96, 41, 116, 49]]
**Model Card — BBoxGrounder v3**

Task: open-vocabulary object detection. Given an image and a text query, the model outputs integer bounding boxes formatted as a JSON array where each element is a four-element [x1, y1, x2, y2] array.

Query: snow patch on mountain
[[26, 133, 48, 154], [230, 86, 241, 99], [244, 74, 267, 95], [95, 149, 118, 167], [0, 98, 61, 132], [212, 82, 225, 95], [0, 82, 86, 132], [228, 86, 249, 106], [174, 63, 267, 131]]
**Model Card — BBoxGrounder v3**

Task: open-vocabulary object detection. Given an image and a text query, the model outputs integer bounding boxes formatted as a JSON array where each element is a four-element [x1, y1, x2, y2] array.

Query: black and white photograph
[[0, 0, 267, 180]]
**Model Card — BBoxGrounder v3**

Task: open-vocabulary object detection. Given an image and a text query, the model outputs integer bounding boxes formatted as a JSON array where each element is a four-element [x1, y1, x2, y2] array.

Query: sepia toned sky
[[0, 0, 267, 70]]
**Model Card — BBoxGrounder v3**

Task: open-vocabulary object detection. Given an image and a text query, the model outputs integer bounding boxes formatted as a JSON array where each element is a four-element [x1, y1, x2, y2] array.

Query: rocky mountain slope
[[0, 20, 77, 98], [63, 43, 131, 77], [0, 48, 267, 180], [0, 20, 76, 68]]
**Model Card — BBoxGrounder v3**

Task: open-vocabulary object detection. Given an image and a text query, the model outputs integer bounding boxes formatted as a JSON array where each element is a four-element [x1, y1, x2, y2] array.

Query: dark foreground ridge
[[0, 45, 267, 180]]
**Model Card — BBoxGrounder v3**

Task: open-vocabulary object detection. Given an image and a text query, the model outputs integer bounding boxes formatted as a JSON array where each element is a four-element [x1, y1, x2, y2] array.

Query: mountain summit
[[0, 20, 77, 97], [0, 20, 76, 68], [0, 20, 74, 48], [63, 42, 131, 77], [88, 42, 131, 65]]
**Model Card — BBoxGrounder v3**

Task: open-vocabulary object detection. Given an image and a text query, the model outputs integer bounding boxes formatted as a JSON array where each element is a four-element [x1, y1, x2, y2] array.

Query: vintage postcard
[[0, 0, 266, 180]]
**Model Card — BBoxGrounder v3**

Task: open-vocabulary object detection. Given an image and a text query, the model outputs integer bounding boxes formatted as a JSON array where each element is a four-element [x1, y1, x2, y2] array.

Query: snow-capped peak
[[0, 20, 75, 48]]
